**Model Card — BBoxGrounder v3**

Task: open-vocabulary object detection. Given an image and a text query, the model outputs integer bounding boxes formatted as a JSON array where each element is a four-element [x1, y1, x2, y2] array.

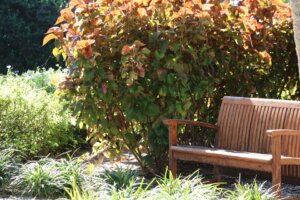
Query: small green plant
[[11, 157, 85, 198], [0, 149, 20, 188], [108, 178, 152, 200], [225, 179, 278, 200], [65, 179, 96, 200], [11, 158, 65, 197], [55, 157, 84, 189], [149, 169, 222, 200], [103, 168, 138, 191]]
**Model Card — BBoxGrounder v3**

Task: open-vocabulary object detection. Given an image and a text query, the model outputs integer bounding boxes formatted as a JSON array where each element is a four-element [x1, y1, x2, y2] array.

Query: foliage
[[22, 67, 68, 93], [68, 169, 221, 200], [103, 168, 138, 191], [0, 149, 20, 188], [147, 170, 222, 200], [48, 0, 298, 171], [0, 0, 68, 73], [225, 180, 278, 200], [0, 69, 77, 157], [65, 179, 96, 200], [11, 157, 84, 198]]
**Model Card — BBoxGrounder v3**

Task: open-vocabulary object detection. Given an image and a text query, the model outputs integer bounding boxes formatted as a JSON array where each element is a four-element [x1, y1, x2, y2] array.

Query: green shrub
[[47, 0, 298, 171], [22, 67, 68, 93], [0, 69, 76, 157]]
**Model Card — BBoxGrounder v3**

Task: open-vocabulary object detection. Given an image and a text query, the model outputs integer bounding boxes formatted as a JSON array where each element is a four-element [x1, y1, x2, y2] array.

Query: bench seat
[[171, 146, 300, 173]]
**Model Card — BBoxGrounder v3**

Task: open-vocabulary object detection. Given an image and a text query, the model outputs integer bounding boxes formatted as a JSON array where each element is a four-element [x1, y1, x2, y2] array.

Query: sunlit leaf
[[76, 39, 95, 49], [42, 34, 57, 46]]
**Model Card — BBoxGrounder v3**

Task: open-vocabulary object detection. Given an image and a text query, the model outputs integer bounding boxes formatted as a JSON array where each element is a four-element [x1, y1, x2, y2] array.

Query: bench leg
[[272, 165, 281, 197], [213, 166, 222, 182], [169, 151, 177, 177]]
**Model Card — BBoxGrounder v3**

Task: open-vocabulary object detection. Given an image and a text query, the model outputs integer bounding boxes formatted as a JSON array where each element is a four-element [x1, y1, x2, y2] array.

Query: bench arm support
[[267, 129, 300, 137], [163, 119, 218, 146], [267, 129, 300, 191], [267, 129, 300, 160]]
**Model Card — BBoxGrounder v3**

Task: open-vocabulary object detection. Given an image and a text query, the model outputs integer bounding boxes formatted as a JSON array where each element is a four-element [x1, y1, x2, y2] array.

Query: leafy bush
[[22, 67, 68, 93], [47, 0, 298, 171], [0, 0, 68, 73], [0, 69, 77, 157]]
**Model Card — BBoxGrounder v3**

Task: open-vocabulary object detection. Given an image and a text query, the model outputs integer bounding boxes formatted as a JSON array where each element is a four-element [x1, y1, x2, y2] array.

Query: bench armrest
[[267, 129, 300, 137], [163, 119, 219, 129], [163, 119, 218, 146], [267, 129, 300, 167]]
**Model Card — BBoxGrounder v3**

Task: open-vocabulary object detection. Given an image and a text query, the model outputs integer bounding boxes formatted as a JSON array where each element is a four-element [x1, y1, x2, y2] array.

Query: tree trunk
[[290, 0, 300, 79]]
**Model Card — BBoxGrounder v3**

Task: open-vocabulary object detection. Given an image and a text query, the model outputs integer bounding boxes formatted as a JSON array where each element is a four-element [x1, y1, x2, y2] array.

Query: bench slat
[[173, 151, 273, 172], [171, 146, 273, 163]]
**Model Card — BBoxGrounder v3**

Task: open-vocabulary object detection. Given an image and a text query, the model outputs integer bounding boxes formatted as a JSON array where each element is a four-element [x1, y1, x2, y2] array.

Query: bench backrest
[[216, 96, 300, 177]]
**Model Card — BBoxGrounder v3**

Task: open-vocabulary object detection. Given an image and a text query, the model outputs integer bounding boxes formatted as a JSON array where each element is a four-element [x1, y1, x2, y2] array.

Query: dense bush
[[0, 69, 77, 157], [0, 0, 67, 73], [47, 0, 298, 171]]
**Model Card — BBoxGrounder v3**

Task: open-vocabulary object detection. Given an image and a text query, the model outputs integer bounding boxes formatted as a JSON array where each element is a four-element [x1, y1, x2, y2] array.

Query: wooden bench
[[163, 96, 300, 195]]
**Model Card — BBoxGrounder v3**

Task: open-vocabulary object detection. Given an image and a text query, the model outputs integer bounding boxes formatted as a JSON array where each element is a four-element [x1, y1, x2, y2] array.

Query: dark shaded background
[[0, 0, 67, 74]]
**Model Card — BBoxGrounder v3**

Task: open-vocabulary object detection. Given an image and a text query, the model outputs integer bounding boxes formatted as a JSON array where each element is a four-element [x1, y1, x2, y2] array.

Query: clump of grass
[[0, 149, 20, 189], [11, 157, 85, 198], [147, 169, 222, 200], [102, 167, 138, 191], [69, 169, 221, 200], [55, 157, 84, 189], [225, 179, 279, 200], [108, 178, 153, 200], [11, 158, 64, 197], [65, 179, 96, 200]]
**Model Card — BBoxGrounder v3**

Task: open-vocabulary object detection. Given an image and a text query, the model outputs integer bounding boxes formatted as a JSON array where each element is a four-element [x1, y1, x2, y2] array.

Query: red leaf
[[102, 82, 108, 94], [121, 45, 132, 55]]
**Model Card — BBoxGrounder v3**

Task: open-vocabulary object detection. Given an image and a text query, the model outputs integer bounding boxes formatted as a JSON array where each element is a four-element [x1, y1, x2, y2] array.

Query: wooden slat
[[283, 109, 300, 177], [281, 157, 300, 165], [237, 105, 252, 151], [222, 96, 300, 108], [171, 146, 272, 163]]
